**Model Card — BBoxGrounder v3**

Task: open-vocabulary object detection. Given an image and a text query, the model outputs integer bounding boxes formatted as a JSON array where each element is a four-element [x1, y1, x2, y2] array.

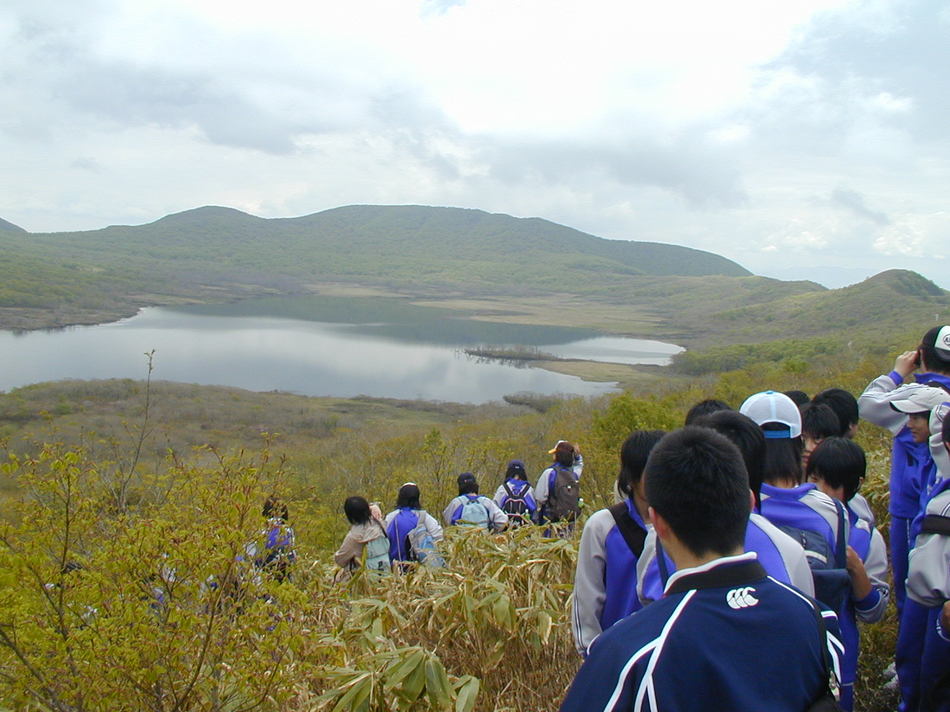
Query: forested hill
[[1, 204, 947, 347], [7, 204, 750, 279]]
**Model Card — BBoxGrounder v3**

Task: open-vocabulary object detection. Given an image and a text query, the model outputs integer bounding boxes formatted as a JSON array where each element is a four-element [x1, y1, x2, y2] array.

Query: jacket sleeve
[[535, 468, 552, 507], [858, 373, 909, 433], [572, 510, 612, 655], [333, 529, 363, 568], [573, 454, 584, 479], [854, 527, 890, 622], [493, 485, 506, 507], [442, 498, 459, 526], [423, 511, 444, 541], [907, 492, 950, 607], [484, 497, 510, 531]]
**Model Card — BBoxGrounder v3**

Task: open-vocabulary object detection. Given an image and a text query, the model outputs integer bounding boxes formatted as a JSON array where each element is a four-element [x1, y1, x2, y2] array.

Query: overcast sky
[[2, 0, 948, 288]]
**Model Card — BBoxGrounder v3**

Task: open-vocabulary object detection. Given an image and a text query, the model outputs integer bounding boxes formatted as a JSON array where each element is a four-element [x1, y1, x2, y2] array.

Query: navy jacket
[[561, 553, 844, 712]]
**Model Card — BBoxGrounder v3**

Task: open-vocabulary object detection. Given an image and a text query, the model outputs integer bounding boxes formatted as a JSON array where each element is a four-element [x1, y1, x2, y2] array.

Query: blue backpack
[[451, 494, 491, 529], [387, 509, 445, 567]]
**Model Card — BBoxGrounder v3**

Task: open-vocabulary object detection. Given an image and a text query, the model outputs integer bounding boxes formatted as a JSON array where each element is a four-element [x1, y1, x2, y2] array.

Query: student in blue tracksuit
[[572, 430, 665, 655], [739, 391, 848, 602], [807, 437, 890, 711], [907, 405, 950, 712], [561, 427, 843, 712], [858, 325, 950, 617], [384, 482, 443, 565], [884, 388, 950, 712], [493, 459, 539, 526], [443, 472, 508, 531], [637, 409, 814, 605]]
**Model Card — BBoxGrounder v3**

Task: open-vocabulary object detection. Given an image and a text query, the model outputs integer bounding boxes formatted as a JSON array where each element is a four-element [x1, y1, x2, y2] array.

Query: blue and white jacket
[[637, 512, 814, 604], [835, 502, 889, 709], [572, 499, 648, 655], [561, 553, 844, 712], [759, 482, 845, 566], [493, 479, 539, 520], [859, 371, 950, 517]]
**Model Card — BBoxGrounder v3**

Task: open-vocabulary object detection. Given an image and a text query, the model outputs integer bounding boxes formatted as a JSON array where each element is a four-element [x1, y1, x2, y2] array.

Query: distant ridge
[[2, 204, 946, 345], [0, 217, 27, 233]]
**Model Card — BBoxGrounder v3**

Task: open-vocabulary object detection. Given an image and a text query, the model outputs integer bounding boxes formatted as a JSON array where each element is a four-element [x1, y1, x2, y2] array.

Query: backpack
[[452, 494, 491, 529], [544, 466, 580, 522], [501, 481, 531, 527], [776, 500, 850, 612], [362, 521, 391, 573], [388, 509, 445, 567], [258, 519, 296, 582]]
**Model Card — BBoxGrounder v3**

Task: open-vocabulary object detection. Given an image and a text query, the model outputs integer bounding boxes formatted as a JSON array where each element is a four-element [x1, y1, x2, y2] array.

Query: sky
[[2, 0, 948, 289]]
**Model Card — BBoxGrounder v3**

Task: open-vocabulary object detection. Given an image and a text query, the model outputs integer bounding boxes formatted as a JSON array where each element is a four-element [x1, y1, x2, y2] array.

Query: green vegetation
[[0, 333, 909, 710]]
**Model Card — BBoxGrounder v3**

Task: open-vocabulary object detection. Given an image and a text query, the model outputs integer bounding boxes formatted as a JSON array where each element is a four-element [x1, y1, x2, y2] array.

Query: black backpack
[[501, 481, 531, 527], [545, 466, 580, 522]]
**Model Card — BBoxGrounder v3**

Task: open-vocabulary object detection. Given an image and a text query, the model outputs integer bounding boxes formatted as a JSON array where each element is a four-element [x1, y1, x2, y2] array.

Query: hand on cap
[[894, 350, 920, 379]]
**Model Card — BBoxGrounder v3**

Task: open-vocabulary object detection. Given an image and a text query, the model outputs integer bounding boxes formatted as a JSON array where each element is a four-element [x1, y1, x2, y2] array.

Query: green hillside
[[1, 205, 947, 352]]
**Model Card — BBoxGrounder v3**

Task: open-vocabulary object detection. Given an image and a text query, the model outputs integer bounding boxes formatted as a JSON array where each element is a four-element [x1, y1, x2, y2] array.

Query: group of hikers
[[323, 324, 950, 711], [332, 439, 585, 575]]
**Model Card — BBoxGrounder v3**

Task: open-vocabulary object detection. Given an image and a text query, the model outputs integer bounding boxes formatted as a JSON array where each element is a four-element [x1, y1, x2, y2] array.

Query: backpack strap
[[608, 502, 647, 558], [831, 499, 847, 569], [922, 514, 950, 536]]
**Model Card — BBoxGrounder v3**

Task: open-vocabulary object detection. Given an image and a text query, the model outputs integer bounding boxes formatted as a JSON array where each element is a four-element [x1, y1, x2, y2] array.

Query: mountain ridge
[[0, 204, 946, 347]]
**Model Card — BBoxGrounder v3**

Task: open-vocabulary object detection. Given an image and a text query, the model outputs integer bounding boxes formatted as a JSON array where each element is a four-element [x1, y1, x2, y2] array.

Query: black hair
[[617, 430, 666, 499], [920, 326, 950, 374], [262, 495, 288, 521], [801, 403, 841, 440], [644, 427, 750, 558], [457, 473, 479, 495], [784, 390, 811, 407], [684, 399, 732, 426], [694, 410, 765, 502], [806, 437, 867, 501], [396, 483, 421, 509], [761, 423, 804, 486], [343, 496, 372, 525], [554, 443, 575, 467], [811, 388, 859, 437]]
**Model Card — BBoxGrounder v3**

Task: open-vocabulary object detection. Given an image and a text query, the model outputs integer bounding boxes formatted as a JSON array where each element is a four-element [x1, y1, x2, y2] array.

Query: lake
[[0, 296, 683, 403]]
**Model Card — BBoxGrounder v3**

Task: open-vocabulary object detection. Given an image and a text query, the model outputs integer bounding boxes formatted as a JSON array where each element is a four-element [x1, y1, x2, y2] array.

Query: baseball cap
[[889, 385, 950, 415], [505, 459, 526, 478], [739, 391, 803, 439], [457, 472, 477, 487]]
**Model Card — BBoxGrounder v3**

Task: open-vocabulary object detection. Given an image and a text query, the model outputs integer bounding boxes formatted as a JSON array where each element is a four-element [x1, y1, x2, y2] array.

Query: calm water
[[0, 296, 682, 403]]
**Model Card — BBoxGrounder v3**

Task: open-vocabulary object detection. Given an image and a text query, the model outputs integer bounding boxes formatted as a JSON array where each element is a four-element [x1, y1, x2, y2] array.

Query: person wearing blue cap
[[493, 459, 538, 527]]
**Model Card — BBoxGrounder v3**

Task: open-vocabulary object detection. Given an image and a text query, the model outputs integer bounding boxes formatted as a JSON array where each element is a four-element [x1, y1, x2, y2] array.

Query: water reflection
[[0, 297, 683, 403]]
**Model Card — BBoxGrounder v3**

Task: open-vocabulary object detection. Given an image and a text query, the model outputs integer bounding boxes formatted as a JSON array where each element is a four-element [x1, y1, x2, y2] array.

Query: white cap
[[889, 385, 950, 415], [739, 391, 802, 439], [935, 326, 950, 357]]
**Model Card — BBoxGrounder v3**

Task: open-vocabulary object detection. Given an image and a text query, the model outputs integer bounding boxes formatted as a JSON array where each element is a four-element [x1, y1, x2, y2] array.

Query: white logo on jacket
[[726, 587, 759, 609]]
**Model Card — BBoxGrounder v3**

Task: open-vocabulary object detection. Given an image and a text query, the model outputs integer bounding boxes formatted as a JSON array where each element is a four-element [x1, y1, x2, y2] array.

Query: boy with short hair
[[807, 437, 890, 711], [561, 427, 843, 712], [637, 410, 814, 605]]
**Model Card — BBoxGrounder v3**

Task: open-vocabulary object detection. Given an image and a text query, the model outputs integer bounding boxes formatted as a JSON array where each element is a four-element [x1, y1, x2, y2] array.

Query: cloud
[[830, 187, 890, 226]]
